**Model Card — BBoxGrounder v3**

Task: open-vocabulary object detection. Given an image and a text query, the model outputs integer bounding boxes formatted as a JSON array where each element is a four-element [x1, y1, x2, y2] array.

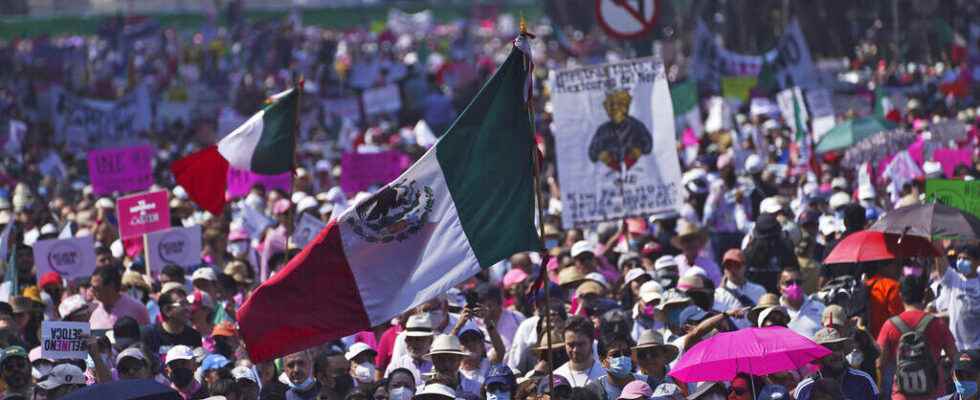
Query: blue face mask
[[607, 356, 632, 378], [956, 259, 975, 275], [544, 238, 559, 249], [955, 379, 978, 398], [487, 391, 511, 400]]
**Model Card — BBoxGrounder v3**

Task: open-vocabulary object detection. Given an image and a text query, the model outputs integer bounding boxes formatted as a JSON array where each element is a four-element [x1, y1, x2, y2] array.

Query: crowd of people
[[0, 3, 979, 400]]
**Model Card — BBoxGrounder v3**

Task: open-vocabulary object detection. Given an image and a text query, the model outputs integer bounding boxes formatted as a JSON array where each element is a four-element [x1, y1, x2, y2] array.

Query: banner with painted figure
[[549, 58, 682, 229], [691, 19, 818, 90], [51, 85, 152, 148]]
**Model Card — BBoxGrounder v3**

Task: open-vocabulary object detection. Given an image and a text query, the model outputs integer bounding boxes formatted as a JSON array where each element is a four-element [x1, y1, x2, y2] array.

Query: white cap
[[829, 192, 852, 210], [345, 342, 376, 361], [297, 196, 319, 214], [831, 177, 848, 191], [37, 364, 85, 390], [166, 345, 195, 364], [191, 268, 217, 282], [858, 185, 875, 200], [654, 256, 678, 270], [231, 366, 259, 383], [110, 239, 124, 259], [96, 197, 115, 209], [415, 383, 456, 400], [639, 281, 664, 304], [290, 191, 309, 205], [683, 266, 708, 279], [58, 294, 92, 319], [116, 347, 147, 364], [173, 185, 189, 200], [583, 272, 610, 290], [760, 197, 783, 214], [623, 268, 649, 286], [744, 154, 764, 175], [570, 240, 596, 258]]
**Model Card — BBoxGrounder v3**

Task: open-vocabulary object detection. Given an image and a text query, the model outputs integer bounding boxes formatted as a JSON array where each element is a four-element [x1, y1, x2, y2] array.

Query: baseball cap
[[677, 305, 708, 324], [618, 380, 653, 400], [1, 346, 27, 364], [201, 354, 231, 372], [39, 272, 62, 289], [722, 249, 744, 266], [483, 364, 515, 388], [623, 268, 649, 287], [231, 366, 259, 384], [345, 342, 377, 361], [212, 321, 237, 338], [37, 364, 85, 390], [651, 383, 683, 400], [161, 281, 186, 296], [57, 295, 92, 320], [166, 345, 195, 364], [654, 256, 677, 270], [570, 241, 596, 258], [638, 280, 663, 304], [191, 268, 217, 282], [536, 374, 571, 395], [116, 347, 147, 365], [576, 280, 605, 297], [760, 197, 783, 214]]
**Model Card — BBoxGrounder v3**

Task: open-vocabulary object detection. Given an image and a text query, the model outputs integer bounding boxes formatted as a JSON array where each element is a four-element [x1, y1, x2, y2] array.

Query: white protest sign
[[145, 225, 202, 272], [52, 85, 152, 148], [362, 84, 402, 116], [292, 213, 326, 248], [41, 321, 90, 360], [238, 205, 274, 240], [32, 236, 96, 282], [549, 57, 682, 228], [596, 0, 659, 39]]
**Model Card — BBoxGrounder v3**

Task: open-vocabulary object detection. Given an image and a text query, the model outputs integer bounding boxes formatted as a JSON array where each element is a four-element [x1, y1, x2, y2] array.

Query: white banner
[[691, 19, 817, 90], [362, 84, 402, 116], [549, 58, 682, 228], [292, 213, 326, 249], [41, 321, 90, 360], [145, 225, 202, 272], [32, 236, 96, 283], [52, 85, 151, 148]]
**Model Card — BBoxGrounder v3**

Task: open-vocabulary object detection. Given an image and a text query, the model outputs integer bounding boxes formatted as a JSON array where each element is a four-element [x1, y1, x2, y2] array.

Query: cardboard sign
[[32, 236, 96, 283], [340, 151, 409, 195], [117, 190, 171, 239], [362, 84, 402, 116], [238, 205, 275, 240], [41, 321, 90, 360], [292, 213, 326, 248], [145, 225, 202, 272], [87, 145, 153, 195], [925, 179, 980, 219], [227, 168, 292, 198]]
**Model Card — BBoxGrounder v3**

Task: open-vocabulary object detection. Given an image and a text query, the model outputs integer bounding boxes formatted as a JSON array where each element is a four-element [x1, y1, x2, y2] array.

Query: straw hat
[[403, 314, 435, 337], [425, 334, 468, 359], [631, 330, 679, 362], [532, 329, 565, 353], [415, 383, 456, 400], [747, 293, 781, 326], [670, 220, 706, 249], [558, 267, 586, 288]]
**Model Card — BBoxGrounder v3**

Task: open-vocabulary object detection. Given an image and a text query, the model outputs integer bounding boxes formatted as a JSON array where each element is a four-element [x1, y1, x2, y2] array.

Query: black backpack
[[815, 275, 868, 321], [890, 314, 938, 396]]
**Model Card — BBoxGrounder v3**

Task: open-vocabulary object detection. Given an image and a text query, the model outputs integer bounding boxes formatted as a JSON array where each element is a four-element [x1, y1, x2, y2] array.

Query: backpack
[[815, 275, 868, 321], [890, 314, 938, 396]]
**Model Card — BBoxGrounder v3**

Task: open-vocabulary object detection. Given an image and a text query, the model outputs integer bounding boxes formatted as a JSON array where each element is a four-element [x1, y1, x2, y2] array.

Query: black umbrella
[[870, 202, 980, 239], [62, 379, 180, 400]]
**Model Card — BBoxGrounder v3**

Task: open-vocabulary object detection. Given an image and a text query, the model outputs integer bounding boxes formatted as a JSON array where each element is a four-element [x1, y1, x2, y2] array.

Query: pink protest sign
[[933, 147, 974, 178], [116, 190, 171, 239], [87, 145, 153, 195], [226, 168, 292, 198], [340, 151, 409, 195]]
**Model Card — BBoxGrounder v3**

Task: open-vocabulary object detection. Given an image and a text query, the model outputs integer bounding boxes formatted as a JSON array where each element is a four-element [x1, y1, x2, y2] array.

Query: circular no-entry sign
[[596, 0, 660, 40]]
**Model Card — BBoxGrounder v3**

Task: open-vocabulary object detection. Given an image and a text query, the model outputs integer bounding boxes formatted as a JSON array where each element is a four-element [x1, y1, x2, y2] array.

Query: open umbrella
[[669, 326, 830, 383], [841, 128, 916, 167], [62, 379, 179, 400], [870, 202, 980, 239], [815, 116, 897, 154], [823, 230, 941, 265]]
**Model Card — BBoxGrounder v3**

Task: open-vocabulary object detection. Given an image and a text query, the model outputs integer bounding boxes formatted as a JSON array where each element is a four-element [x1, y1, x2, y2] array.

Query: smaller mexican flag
[[171, 88, 298, 214], [671, 80, 702, 138]]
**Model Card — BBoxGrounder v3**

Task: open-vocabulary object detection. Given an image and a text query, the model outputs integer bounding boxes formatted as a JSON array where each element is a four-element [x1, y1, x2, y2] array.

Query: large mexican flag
[[237, 36, 542, 363]]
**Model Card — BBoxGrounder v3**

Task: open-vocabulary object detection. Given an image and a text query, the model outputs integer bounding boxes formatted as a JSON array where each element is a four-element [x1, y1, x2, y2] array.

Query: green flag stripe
[[435, 47, 542, 268], [250, 89, 298, 175]]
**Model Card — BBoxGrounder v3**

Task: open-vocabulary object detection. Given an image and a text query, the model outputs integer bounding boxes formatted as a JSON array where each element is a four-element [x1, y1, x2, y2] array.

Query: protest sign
[[33, 236, 96, 282], [340, 151, 408, 195], [87, 145, 153, 195], [292, 213, 326, 249], [926, 179, 980, 218], [362, 84, 402, 116], [549, 57, 682, 228], [51, 85, 151, 148], [145, 225, 202, 272], [595, 0, 660, 39], [117, 190, 170, 239], [227, 168, 292, 198], [238, 205, 275, 240], [929, 120, 968, 143], [41, 321, 90, 360]]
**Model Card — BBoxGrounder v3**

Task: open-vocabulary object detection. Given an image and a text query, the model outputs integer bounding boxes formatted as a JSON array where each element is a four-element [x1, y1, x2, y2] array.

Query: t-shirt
[[793, 368, 878, 400], [144, 323, 203, 359], [939, 268, 980, 350], [876, 310, 956, 400], [783, 297, 825, 339], [555, 359, 606, 387], [89, 294, 151, 330], [866, 275, 904, 339]]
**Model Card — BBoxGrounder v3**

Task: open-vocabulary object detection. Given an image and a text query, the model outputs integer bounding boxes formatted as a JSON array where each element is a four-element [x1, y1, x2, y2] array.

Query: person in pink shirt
[[89, 266, 150, 330]]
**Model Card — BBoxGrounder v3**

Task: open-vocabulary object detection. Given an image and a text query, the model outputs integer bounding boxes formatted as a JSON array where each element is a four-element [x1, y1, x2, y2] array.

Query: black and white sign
[[41, 321, 90, 360], [33, 236, 96, 282], [595, 0, 660, 39], [146, 225, 202, 272]]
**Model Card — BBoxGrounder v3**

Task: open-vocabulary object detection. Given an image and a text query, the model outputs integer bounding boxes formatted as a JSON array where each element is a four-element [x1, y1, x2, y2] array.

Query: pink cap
[[618, 380, 653, 400], [272, 199, 291, 214], [502, 269, 529, 289], [228, 227, 249, 242]]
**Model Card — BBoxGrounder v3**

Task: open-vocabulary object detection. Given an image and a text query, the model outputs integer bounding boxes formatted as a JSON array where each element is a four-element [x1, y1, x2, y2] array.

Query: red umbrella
[[824, 230, 941, 264]]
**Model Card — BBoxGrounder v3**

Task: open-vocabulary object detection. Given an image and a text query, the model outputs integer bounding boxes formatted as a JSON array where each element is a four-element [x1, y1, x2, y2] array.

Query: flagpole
[[519, 17, 554, 396], [289, 74, 304, 237]]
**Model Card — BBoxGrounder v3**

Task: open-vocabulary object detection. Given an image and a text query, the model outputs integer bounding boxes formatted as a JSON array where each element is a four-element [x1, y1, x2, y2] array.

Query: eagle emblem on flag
[[347, 179, 434, 243]]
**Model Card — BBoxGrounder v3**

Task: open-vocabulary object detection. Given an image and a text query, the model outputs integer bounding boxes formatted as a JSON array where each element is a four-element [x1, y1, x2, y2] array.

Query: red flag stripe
[[170, 145, 230, 215]]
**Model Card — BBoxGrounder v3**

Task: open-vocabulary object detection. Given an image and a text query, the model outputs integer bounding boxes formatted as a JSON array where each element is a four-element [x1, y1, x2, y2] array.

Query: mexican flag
[[237, 37, 542, 363], [671, 80, 702, 138], [873, 86, 900, 123], [170, 88, 298, 214]]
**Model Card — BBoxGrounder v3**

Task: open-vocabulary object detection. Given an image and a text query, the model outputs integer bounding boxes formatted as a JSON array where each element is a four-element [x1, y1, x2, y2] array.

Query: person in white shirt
[[671, 222, 721, 287], [390, 296, 456, 365], [473, 284, 525, 355], [425, 334, 482, 396], [385, 314, 435, 386], [779, 269, 824, 338], [555, 316, 606, 387], [714, 249, 766, 329], [936, 245, 980, 351]]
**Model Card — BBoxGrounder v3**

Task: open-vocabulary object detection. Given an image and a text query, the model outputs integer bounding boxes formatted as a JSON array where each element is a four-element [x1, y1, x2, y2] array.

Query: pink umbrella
[[669, 326, 831, 383]]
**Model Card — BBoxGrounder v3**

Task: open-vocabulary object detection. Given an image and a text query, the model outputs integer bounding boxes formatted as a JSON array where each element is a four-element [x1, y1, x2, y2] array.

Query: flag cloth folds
[[170, 88, 298, 214], [237, 38, 542, 363]]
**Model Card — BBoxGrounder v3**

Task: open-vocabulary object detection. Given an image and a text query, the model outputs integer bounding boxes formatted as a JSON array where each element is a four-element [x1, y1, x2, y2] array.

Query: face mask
[[280, 372, 316, 391], [642, 304, 656, 319], [487, 391, 511, 400], [782, 284, 804, 303], [845, 349, 863, 368], [169, 366, 195, 388], [956, 258, 974, 275], [228, 241, 249, 257], [353, 362, 376, 383], [955, 379, 978, 398], [544, 238, 559, 249], [606, 356, 632, 378], [389, 387, 414, 400]]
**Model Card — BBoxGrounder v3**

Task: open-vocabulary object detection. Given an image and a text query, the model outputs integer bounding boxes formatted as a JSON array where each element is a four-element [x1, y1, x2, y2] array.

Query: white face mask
[[227, 241, 249, 258], [353, 362, 376, 383], [846, 349, 864, 368], [389, 387, 413, 400]]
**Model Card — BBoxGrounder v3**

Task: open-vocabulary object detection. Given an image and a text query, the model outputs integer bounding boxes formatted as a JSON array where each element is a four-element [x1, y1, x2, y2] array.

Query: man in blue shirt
[[794, 327, 878, 400]]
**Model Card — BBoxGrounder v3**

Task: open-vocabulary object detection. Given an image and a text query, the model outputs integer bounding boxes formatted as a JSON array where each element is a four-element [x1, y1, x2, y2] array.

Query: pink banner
[[340, 151, 410, 195], [226, 168, 292, 198], [116, 190, 171, 239], [933, 147, 974, 178], [87, 145, 153, 195]]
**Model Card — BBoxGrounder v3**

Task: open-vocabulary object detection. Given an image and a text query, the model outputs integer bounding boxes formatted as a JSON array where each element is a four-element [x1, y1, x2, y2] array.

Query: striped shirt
[[793, 368, 878, 400]]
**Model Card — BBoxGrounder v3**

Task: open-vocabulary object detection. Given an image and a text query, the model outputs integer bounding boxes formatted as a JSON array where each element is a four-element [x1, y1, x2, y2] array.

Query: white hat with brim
[[403, 314, 434, 337], [414, 383, 456, 400], [345, 342, 377, 361], [623, 268, 649, 287], [632, 330, 680, 363], [425, 334, 468, 359], [570, 240, 596, 258], [37, 364, 85, 390], [638, 280, 663, 304]]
